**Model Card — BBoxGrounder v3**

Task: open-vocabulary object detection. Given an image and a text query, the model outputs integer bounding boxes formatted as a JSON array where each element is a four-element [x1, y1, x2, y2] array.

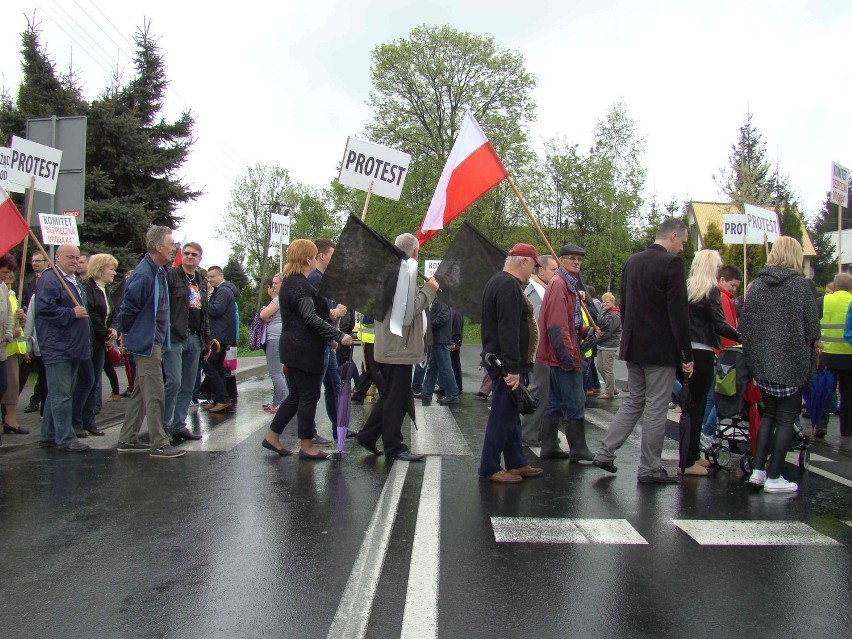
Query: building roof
[[687, 201, 816, 257]]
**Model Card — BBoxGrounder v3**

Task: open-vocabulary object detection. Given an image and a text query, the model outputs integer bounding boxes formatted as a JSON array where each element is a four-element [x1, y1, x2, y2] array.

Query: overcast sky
[[2, 0, 850, 266]]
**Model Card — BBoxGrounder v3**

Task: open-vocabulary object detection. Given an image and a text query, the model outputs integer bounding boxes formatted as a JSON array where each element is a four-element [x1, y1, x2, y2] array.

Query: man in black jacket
[[204, 266, 238, 413], [593, 218, 693, 484], [164, 242, 208, 442], [417, 298, 460, 405]]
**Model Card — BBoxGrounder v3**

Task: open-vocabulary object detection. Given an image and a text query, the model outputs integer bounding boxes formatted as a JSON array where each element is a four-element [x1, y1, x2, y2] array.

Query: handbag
[[248, 311, 267, 351], [482, 352, 539, 415]]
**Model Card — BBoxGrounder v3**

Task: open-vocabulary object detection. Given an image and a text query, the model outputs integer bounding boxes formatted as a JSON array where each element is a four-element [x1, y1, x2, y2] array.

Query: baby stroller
[[707, 346, 810, 473]]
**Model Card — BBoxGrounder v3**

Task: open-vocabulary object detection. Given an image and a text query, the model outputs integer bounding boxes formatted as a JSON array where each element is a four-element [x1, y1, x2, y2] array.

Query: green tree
[[223, 253, 250, 291], [777, 200, 804, 245], [703, 222, 724, 251], [714, 112, 774, 208]]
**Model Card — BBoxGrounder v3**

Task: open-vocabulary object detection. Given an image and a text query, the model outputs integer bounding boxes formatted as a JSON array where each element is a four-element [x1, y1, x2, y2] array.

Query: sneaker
[[312, 434, 333, 446], [437, 396, 460, 406], [748, 470, 767, 486], [117, 441, 150, 453], [700, 432, 713, 452], [24, 402, 40, 413], [668, 402, 677, 410], [61, 440, 90, 452], [188, 399, 200, 409], [149, 445, 187, 458], [764, 476, 797, 493]]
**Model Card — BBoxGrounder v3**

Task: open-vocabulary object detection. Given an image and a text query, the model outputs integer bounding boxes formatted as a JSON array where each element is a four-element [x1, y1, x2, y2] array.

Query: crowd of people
[[0, 218, 845, 492]]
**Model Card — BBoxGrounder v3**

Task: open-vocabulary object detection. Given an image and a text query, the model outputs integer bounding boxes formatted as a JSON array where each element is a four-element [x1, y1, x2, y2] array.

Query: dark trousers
[[835, 369, 852, 436], [755, 390, 802, 478], [320, 346, 341, 429], [352, 343, 380, 401], [202, 348, 230, 404], [450, 347, 462, 391], [103, 356, 120, 395], [679, 349, 715, 469], [478, 369, 528, 477], [356, 362, 411, 457], [270, 367, 322, 440]]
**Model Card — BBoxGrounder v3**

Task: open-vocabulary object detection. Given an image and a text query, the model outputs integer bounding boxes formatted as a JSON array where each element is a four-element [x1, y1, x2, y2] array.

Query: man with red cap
[[478, 243, 544, 483]]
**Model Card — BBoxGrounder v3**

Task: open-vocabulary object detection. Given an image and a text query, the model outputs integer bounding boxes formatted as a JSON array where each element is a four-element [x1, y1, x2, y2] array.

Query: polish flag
[[416, 110, 508, 245], [0, 187, 30, 255]]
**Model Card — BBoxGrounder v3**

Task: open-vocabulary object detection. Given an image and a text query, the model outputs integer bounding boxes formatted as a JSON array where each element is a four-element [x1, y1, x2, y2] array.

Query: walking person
[[0, 254, 18, 445], [680, 250, 740, 477], [740, 237, 820, 493], [593, 218, 693, 484], [595, 292, 622, 399], [259, 273, 288, 413], [262, 240, 352, 459], [820, 272, 852, 438], [2, 267, 29, 436]]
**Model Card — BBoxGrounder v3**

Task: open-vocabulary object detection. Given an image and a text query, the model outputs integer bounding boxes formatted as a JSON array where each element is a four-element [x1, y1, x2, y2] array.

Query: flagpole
[[506, 173, 598, 331], [361, 180, 374, 222], [26, 229, 80, 303], [17, 176, 36, 301], [279, 238, 283, 274]]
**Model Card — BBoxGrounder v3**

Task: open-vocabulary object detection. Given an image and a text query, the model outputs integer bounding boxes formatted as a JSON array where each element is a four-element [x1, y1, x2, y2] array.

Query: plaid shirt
[[755, 379, 799, 398]]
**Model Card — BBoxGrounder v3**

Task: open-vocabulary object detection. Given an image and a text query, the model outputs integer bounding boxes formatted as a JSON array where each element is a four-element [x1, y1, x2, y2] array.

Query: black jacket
[[208, 281, 239, 346], [81, 279, 112, 346], [480, 270, 533, 374], [278, 273, 344, 374], [166, 266, 210, 343], [429, 299, 452, 345], [688, 287, 740, 349], [451, 307, 464, 349], [619, 244, 692, 367]]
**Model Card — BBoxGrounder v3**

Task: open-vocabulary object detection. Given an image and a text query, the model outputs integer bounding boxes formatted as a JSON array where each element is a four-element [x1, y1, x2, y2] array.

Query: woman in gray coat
[[739, 237, 820, 494]]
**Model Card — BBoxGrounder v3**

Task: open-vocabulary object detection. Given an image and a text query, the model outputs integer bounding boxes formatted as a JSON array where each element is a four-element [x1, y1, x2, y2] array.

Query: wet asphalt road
[[0, 351, 850, 639]]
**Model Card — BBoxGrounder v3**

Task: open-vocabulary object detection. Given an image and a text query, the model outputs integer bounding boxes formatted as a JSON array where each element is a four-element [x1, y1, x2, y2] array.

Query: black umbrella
[[677, 379, 694, 469]]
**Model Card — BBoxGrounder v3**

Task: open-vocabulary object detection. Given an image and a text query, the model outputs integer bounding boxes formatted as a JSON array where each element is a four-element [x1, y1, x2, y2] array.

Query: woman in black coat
[[262, 240, 351, 459], [681, 250, 740, 476], [740, 237, 820, 494]]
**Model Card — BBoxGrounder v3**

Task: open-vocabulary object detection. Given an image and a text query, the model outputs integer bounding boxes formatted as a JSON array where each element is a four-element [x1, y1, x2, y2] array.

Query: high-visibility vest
[[6, 292, 27, 357], [356, 320, 375, 344], [821, 290, 852, 355], [580, 304, 592, 358]]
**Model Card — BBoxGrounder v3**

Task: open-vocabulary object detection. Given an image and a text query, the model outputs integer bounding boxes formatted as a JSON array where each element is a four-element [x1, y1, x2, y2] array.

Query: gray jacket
[[374, 285, 437, 365], [740, 265, 820, 388]]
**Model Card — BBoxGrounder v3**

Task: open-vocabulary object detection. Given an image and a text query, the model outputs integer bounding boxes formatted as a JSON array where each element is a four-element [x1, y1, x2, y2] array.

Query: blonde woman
[[2, 261, 29, 436], [680, 250, 740, 476], [595, 292, 622, 399], [740, 237, 819, 493]]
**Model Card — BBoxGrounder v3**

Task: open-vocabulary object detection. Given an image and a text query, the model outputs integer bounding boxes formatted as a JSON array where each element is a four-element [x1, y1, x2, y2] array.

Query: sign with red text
[[9, 136, 62, 195], [338, 137, 411, 201], [831, 161, 849, 208], [38, 212, 79, 245]]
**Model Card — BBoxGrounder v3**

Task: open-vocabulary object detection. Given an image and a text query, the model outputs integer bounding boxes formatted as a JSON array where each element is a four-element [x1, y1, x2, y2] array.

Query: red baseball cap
[[508, 243, 542, 267]]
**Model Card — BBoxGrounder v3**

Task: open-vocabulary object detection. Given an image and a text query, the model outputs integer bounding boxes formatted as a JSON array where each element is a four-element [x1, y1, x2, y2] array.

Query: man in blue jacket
[[204, 265, 239, 413], [116, 226, 185, 458], [35, 243, 92, 452]]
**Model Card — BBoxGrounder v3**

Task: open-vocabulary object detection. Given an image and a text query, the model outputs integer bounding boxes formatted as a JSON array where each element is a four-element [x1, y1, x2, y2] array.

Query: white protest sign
[[338, 137, 411, 201], [424, 260, 441, 278], [722, 214, 764, 244], [0, 148, 25, 194], [9, 136, 62, 195], [38, 213, 79, 245], [831, 161, 849, 208], [269, 212, 290, 245], [743, 204, 780, 243]]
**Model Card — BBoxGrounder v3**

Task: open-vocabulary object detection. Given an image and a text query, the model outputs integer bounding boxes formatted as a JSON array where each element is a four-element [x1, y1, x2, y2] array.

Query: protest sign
[[0, 148, 25, 194], [38, 212, 79, 245], [424, 260, 441, 278], [269, 212, 290, 245], [338, 137, 411, 201], [831, 161, 849, 208], [9, 136, 62, 195], [743, 204, 780, 243]]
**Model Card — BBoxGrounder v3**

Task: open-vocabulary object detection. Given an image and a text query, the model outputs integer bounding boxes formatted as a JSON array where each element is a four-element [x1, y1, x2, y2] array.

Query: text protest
[[337, 137, 411, 201], [9, 136, 63, 195]]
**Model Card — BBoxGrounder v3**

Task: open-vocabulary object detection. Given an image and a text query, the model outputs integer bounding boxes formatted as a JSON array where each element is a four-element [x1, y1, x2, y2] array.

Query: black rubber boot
[[540, 415, 570, 459], [565, 418, 594, 461]]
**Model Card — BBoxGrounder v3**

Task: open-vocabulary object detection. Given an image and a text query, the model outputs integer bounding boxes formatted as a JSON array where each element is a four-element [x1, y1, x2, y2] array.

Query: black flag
[[318, 215, 405, 320], [433, 222, 507, 322]]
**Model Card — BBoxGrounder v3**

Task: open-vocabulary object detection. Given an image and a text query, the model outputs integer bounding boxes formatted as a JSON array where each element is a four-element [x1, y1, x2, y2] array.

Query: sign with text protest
[[9, 136, 62, 195], [723, 214, 755, 244], [338, 137, 411, 201], [743, 204, 780, 243], [38, 212, 79, 245], [831, 161, 849, 208], [0, 148, 25, 194], [269, 212, 290, 245]]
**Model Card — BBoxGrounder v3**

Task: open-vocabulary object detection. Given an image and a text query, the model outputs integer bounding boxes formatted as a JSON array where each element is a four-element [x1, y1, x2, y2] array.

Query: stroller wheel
[[712, 445, 731, 468], [799, 447, 810, 470], [739, 455, 753, 475]]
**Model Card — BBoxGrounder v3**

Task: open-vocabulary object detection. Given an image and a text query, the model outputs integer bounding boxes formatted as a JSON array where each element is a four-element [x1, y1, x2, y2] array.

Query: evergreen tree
[[703, 222, 724, 251], [223, 254, 250, 291], [714, 112, 777, 208], [777, 200, 804, 245]]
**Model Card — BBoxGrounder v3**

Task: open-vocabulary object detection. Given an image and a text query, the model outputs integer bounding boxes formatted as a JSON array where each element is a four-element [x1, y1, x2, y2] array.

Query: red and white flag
[[416, 110, 508, 245], [0, 186, 29, 256]]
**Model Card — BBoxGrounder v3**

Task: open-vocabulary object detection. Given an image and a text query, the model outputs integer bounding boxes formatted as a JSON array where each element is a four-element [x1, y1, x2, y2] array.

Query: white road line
[[400, 457, 441, 639], [845, 521, 852, 528], [491, 517, 648, 544], [411, 404, 472, 456], [327, 461, 410, 639], [801, 464, 852, 489], [672, 520, 842, 546], [785, 451, 835, 464]]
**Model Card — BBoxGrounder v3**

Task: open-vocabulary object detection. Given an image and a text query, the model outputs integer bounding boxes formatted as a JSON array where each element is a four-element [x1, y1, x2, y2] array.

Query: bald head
[[55, 244, 81, 275], [834, 273, 852, 292], [56, 244, 80, 259]]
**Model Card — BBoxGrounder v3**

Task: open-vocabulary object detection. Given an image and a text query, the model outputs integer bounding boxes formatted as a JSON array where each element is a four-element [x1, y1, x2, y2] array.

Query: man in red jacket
[[536, 244, 595, 460]]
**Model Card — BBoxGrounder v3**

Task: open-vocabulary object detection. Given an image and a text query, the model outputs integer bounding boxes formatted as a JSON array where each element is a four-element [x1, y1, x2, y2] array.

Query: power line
[[48, 0, 120, 71], [32, 0, 115, 79], [75, 0, 135, 63]]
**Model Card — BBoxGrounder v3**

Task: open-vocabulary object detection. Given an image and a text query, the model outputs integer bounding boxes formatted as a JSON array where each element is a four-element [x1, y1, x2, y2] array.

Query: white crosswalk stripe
[[672, 520, 842, 546], [411, 404, 472, 456], [491, 517, 648, 544]]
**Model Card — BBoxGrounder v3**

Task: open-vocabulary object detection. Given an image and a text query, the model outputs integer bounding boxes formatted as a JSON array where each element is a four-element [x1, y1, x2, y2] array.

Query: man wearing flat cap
[[535, 244, 595, 460], [478, 243, 544, 483]]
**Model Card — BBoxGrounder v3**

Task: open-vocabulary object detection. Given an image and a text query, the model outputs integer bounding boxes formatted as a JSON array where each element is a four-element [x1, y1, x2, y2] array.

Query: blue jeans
[[701, 385, 716, 436], [421, 344, 459, 400], [163, 334, 202, 432], [41, 360, 83, 447], [202, 348, 229, 404], [264, 337, 288, 405], [545, 367, 585, 420], [412, 359, 427, 393], [71, 356, 97, 429]]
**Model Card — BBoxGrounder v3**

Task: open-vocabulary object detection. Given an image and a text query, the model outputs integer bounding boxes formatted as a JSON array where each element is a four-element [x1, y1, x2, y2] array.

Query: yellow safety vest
[[6, 292, 27, 357], [581, 304, 592, 358], [821, 290, 852, 355], [356, 320, 375, 344]]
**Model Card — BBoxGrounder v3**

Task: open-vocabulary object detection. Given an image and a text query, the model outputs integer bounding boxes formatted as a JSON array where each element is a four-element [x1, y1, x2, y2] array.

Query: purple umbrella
[[336, 360, 359, 453]]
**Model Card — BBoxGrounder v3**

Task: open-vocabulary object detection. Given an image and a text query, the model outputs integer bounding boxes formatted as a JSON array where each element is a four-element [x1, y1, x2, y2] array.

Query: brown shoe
[[206, 402, 232, 413], [108, 393, 121, 402], [596, 393, 613, 400], [480, 469, 522, 483], [508, 465, 544, 478], [682, 462, 709, 476], [697, 458, 711, 468]]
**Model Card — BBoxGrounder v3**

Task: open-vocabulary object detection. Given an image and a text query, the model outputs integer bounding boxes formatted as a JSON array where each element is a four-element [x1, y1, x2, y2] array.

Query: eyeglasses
[[32, 259, 47, 264], [183, 251, 200, 257]]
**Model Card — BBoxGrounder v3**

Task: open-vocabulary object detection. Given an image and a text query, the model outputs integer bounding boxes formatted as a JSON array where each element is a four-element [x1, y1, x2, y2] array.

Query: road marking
[[845, 521, 852, 528], [672, 520, 842, 546], [411, 404, 472, 456], [327, 461, 410, 639], [401, 457, 441, 639], [491, 517, 648, 545], [785, 451, 835, 464], [803, 464, 852, 489]]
